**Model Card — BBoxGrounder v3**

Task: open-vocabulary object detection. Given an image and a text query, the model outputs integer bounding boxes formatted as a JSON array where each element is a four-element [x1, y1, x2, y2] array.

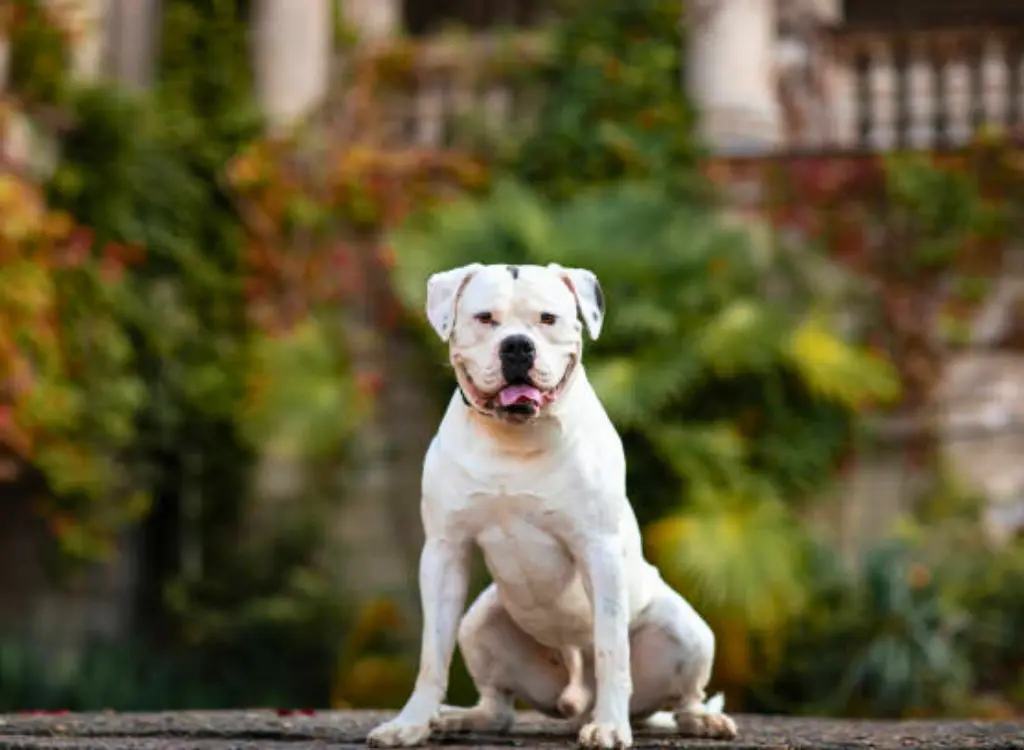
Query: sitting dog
[[366, 263, 737, 749]]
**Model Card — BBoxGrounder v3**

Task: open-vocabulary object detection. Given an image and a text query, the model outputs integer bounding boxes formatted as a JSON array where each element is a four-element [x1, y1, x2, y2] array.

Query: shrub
[[754, 540, 973, 718], [509, 0, 707, 202]]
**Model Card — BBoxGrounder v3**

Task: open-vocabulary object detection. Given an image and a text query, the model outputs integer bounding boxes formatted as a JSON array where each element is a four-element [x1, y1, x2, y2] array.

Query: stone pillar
[[52, 0, 111, 82], [687, 0, 781, 154], [253, 0, 332, 132], [0, 32, 9, 94], [104, 0, 161, 89], [339, 0, 402, 42]]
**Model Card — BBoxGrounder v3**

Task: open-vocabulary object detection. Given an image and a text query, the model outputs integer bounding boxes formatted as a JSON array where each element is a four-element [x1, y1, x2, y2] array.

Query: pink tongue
[[499, 384, 543, 407]]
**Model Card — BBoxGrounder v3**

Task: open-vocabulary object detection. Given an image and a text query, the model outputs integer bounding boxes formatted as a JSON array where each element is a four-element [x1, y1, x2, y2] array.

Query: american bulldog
[[366, 263, 737, 749]]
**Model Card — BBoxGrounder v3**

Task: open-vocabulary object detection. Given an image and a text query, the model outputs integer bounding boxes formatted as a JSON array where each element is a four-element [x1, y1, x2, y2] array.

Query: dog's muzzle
[[498, 335, 541, 417]]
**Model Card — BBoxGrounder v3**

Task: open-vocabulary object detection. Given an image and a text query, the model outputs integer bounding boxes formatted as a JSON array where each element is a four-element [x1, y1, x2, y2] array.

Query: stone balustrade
[[823, 26, 1024, 151]]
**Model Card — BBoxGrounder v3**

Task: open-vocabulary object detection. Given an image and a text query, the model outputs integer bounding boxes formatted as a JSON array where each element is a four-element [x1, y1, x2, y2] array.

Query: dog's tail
[[703, 692, 726, 714], [638, 693, 726, 731]]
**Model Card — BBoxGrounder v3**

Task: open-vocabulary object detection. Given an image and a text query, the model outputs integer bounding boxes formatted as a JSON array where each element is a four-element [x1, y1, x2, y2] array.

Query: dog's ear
[[548, 263, 605, 340], [426, 263, 484, 341]]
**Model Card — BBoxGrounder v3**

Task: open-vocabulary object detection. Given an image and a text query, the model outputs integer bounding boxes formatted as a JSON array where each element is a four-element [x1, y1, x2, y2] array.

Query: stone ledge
[[0, 710, 1022, 750]]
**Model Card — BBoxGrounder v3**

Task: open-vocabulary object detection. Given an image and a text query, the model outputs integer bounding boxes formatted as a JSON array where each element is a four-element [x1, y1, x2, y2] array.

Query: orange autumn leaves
[[0, 167, 145, 558], [226, 137, 486, 333]]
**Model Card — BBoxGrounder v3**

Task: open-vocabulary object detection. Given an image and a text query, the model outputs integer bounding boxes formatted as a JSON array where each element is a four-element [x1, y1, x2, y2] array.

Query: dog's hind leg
[[432, 584, 569, 734], [626, 583, 737, 740]]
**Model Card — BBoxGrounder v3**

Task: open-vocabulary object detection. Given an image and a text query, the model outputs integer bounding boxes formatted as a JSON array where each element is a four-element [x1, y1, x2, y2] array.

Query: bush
[[2, 0, 368, 707], [510, 0, 707, 202], [752, 540, 972, 718], [0, 141, 146, 565]]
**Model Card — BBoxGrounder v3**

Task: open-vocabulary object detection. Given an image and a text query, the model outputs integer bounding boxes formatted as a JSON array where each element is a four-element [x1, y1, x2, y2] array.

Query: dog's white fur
[[366, 264, 737, 749]]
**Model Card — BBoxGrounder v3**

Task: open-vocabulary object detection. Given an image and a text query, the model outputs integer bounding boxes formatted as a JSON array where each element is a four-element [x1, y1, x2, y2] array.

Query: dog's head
[[426, 263, 604, 423]]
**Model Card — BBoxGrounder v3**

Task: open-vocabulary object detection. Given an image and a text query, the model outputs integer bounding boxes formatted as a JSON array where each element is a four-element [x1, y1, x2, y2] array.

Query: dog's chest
[[476, 509, 574, 586], [458, 489, 584, 602]]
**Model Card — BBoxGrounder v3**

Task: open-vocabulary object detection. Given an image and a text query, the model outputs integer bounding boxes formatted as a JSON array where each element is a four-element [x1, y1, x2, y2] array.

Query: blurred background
[[0, 0, 1022, 720]]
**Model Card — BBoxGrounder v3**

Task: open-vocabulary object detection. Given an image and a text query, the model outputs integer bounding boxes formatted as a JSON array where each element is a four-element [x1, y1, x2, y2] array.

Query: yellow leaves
[[332, 597, 416, 709], [697, 299, 782, 376], [786, 313, 901, 410], [0, 144, 142, 566], [646, 496, 811, 641], [226, 148, 267, 191], [332, 655, 416, 709], [0, 260, 56, 318], [0, 173, 46, 244], [345, 598, 405, 653]]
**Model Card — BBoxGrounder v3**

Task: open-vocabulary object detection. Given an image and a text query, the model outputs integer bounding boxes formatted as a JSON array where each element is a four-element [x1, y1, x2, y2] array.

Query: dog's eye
[[474, 312, 495, 325], [540, 312, 557, 325]]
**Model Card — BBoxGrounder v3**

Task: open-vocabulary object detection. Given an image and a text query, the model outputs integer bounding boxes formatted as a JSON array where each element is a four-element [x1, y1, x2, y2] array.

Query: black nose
[[499, 334, 535, 381]]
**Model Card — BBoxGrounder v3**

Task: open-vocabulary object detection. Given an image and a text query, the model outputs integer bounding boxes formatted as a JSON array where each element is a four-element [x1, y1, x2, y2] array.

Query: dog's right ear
[[426, 263, 484, 341]]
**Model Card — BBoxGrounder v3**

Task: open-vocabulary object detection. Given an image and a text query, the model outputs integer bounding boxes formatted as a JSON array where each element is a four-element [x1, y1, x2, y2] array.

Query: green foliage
[[0, 627, 342, 711], [509, 0, 707, 202], [241, 319, 365, 460], [883, 154, 1005, 273], [3, 0, 363, 707], [0, 142, 147, 563], [646, 492, 813, 640], [956, 544, 1024, 696], [897, 471, 1024, 706], [755, 540, 972, 718], [47, 78, 259, 563], [6, 0, 70, 107], [0, 635, 225, 711]]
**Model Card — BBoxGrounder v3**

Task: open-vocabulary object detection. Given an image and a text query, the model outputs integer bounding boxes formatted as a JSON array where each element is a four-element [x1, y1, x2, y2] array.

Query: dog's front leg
[[367, 536, 470, 747], [578, 535, 632, 749]]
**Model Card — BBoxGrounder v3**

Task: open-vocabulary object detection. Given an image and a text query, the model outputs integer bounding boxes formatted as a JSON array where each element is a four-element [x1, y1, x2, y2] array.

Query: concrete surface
[[0, 710, 1022, 749]]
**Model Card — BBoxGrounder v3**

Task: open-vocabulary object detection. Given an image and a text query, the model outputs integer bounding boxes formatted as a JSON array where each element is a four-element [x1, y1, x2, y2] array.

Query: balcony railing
[[824, 26, 1024, 151], [352, 25, 1024, 155]]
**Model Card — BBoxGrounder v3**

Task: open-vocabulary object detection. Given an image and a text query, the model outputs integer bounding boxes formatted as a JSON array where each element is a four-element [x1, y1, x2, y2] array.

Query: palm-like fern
[[755, 540, 972, 718]]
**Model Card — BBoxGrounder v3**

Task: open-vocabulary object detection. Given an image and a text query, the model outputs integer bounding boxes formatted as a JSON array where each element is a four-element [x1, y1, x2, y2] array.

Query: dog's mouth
[[458, 355, 577, 421], [498, 382, 545, 410]]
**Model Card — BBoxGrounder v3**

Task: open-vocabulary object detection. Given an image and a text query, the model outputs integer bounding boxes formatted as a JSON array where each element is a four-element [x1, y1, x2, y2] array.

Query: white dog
[[366, 263, 737, 749]]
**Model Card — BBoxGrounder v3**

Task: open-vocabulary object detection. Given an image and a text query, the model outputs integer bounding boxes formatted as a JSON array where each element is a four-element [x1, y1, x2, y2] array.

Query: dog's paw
[[431, 706, 514, 734], [673, 711, 738, 740], [578, 720, 633, 749], [366, 718, 433, 747]]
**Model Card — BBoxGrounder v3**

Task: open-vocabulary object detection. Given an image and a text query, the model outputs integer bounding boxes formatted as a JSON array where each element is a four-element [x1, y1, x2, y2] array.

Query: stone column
[[53, 0, 111, 82], [104, 0, 162, 89], [339, 0, 402, 42], [0, 32, 9, 94], [687, 0, 782, 154], [253, 0, 332, 132]]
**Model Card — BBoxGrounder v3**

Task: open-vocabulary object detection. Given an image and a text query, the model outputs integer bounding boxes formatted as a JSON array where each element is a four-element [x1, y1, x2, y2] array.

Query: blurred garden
[[0, 0, 1022, 720]]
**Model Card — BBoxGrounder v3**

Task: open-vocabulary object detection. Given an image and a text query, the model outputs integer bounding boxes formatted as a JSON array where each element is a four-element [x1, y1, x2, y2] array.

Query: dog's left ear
[[548, 263, 605, 340], [426, 263, 484, 341]]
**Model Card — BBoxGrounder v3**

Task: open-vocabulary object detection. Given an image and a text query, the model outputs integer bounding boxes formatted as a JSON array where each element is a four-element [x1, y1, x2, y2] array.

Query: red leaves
[[356, 371, 385, 397], [227, 136, 485, 337], [274, 708, 317, 717], [709, 140, 1024, 469], [53, 227, 94, 268], [0, 164, 131, 477]]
